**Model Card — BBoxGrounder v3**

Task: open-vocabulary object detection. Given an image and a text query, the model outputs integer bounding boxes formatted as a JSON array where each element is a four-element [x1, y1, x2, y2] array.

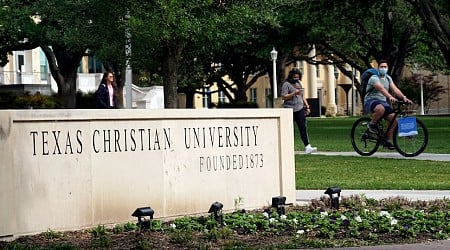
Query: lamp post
[[414, 63, 425, 115], [338, 84, 352, 116], [420, 75, 424, 115], [351, 67, 356, 116], [270, 48, 278, 99], [125, 9, 132, 109], [334, 66, 339, 107]]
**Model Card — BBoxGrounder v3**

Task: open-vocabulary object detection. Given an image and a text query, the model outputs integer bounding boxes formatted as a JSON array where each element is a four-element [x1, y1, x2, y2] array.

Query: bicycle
[[350, 100, 428, 157]]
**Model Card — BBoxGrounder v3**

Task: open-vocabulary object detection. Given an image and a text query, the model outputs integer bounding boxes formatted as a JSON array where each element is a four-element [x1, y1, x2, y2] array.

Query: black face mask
[[289, 78, 299, 84]]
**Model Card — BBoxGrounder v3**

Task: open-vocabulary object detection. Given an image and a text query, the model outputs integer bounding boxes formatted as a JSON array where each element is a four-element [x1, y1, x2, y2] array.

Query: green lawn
[[294, 115, 450, 153], [295, 154, 450, 190], [292, 116, 450, 190]]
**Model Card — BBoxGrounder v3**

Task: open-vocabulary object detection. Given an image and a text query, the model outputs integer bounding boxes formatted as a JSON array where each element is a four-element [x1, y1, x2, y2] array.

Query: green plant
[[151, 220, 164, 231], [1, 196, 449, 249], [89, 225, 112, 248], [234, 196, 244, 211], [0, 92, 62, 109], [46, 243, 77, 250], [42, 228, 64, 240], [205, 227, 233, 241], [169, 230, 194, 245], [113, 221, 140, 233], [172, 217, 205, 231], [89, 225, 107, 237]]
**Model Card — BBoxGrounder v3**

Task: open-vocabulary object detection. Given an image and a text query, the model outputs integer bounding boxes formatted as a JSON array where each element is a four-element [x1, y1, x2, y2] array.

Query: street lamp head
[[270, 47, 278, 61], [334, 66, 339, 79]]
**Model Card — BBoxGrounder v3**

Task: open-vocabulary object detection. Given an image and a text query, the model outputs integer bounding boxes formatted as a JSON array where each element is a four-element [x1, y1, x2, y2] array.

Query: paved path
[[303, 240, 450, 250], [296, 189, 450, 205], [295, 151, 450, 161]]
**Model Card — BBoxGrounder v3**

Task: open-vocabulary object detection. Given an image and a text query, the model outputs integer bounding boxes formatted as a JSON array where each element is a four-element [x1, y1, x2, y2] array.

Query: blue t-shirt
[[365, 74, 392, 102]]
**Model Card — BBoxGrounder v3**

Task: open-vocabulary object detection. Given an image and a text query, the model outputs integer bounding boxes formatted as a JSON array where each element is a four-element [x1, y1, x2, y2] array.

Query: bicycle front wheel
[[351, 117, 380, 156], [394, 118, 428, 157]]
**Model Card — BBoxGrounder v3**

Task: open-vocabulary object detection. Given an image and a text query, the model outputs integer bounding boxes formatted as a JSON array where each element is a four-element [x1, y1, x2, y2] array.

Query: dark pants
[[293, 109, 310, 147]]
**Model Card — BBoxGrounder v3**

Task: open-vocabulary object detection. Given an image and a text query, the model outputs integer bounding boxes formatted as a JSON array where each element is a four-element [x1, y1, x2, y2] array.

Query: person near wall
[[95, 71, 117, 109], [281, 68, 317, 154]]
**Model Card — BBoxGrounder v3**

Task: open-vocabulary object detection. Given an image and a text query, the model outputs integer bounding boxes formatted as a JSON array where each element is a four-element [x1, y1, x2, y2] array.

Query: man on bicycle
[[364, 59, 412, 149]]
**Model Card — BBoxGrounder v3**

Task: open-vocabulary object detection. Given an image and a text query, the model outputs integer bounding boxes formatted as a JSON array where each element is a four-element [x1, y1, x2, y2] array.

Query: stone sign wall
[[0, 109, 295, 238]]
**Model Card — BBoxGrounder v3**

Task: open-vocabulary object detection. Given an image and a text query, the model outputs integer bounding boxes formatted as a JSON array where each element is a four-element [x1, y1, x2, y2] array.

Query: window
[[218, 90, 226, 104], [88, 56, 103, 73], [39, 49, 48, 80], [265, 88, 272, 108], [250, 88, 257, 103]]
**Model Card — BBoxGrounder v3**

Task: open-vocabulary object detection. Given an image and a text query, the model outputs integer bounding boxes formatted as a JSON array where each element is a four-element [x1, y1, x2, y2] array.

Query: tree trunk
[[41, 45, 83, 108], [184, 91, 195, 109], [163, 44, 183, 109]]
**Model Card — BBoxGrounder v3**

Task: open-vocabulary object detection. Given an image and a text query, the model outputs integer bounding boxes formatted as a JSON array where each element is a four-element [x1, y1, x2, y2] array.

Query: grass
[[296, 115, 450, 153], [296, 155, 450, 190], [292, 115, 450, 190]]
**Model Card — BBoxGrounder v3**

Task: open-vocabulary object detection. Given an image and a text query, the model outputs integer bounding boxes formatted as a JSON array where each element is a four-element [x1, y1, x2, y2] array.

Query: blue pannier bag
[[398, 117, 418, 137]]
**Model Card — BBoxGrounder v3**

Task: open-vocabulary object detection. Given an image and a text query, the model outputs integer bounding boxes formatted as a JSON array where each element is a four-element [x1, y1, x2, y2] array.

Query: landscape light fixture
[[271, 196, 286, 216], [208, 201, 224, 226], [324, 187, 341, 209], [131, 206, 154, 230]]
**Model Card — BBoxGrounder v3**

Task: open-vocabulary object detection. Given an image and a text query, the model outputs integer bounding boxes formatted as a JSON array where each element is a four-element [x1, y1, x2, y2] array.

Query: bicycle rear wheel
[[394, 118, 428, 157], [351, 117, 380, 156]]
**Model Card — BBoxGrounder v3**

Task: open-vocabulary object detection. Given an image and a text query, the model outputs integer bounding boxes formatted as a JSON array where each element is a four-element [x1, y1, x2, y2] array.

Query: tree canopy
[[1, 0, 448, 108]]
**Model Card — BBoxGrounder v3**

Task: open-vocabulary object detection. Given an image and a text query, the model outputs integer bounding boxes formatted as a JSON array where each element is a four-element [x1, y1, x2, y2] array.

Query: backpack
[[359, 68, 379, 113]]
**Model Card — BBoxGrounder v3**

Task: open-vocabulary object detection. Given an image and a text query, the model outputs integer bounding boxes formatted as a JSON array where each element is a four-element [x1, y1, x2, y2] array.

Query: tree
[[406, 0, 450, 68], [130, 0, 282, 108], [1, 0, 128, 108], [399, 74, 448, 113], [130, 1, 211, 108], [285, 0, 422, 85]]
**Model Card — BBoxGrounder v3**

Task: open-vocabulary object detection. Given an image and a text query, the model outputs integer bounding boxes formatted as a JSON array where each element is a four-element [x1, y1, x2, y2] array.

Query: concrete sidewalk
[[296, 189, 450, 205], [311, 240, 450, 250], [295, 151, 450, 161]]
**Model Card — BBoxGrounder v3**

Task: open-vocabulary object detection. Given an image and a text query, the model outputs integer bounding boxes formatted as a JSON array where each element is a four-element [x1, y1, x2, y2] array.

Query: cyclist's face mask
[[379, 66, 388, 76]]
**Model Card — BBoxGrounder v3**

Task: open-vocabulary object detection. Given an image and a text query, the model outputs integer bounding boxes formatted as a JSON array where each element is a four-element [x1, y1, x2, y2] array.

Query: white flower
[[296, 229, 305, 235], [354, 216, 362, 223], [320, 211, 328, 217], [390, 218, 398, 225], [364, 209, 370, 213], [280, 215, 287, 220], [170, 223, 176, 229], [379, 211, 391, 218], [340, 215, 347, 220], [262, 212, 269, 219], [269, 218, 276, 223], [292, 218, 298, 224]]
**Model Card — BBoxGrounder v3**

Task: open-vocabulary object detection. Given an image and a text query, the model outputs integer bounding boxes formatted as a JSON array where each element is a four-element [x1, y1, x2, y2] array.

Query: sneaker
[[367, 122, 379, 134], [383, 141, 395, 150], [305, 144, 317, 154]]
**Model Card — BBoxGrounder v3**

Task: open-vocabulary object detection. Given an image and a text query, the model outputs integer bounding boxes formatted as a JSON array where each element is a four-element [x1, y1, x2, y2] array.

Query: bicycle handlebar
[[396, 100, 412, 105]]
